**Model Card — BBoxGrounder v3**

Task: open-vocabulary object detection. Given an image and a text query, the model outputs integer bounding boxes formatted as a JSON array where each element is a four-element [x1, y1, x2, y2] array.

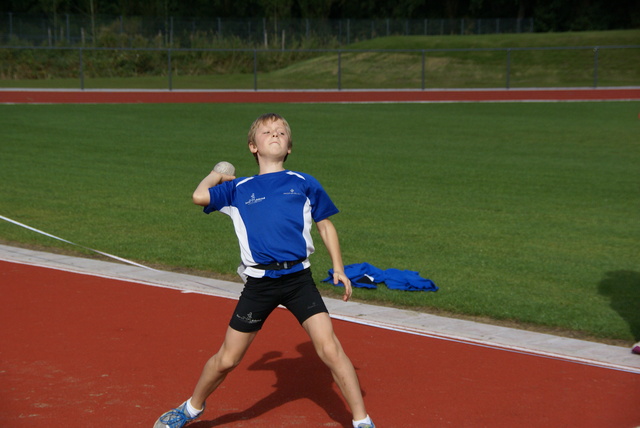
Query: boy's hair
[[247, 113, 293, 164]]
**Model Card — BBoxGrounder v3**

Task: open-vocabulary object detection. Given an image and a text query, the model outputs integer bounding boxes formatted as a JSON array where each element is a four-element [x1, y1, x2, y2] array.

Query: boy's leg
[[302, 312, 368, 421], [190, 326, 257, 409]]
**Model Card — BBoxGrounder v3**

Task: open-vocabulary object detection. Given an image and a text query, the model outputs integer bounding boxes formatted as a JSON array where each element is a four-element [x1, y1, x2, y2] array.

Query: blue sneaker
[[153, 400, 203, 428]]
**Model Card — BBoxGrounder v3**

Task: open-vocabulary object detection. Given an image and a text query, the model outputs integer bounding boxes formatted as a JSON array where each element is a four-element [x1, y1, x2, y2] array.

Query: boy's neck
[[258, 160, 286, 175]]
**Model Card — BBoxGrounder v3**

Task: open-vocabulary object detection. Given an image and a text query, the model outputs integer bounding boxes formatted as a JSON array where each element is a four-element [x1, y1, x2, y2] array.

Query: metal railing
[[1, 44, 638, 90]]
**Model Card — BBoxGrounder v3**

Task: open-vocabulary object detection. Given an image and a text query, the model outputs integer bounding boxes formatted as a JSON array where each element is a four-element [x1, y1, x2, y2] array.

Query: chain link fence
[[2, 13, 535, 47], [1, 44, 638, 91]]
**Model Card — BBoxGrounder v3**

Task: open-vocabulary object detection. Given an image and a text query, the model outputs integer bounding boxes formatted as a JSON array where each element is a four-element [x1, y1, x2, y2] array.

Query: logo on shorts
[[236, 311, 262, 324], [245, 193, 266, 205]]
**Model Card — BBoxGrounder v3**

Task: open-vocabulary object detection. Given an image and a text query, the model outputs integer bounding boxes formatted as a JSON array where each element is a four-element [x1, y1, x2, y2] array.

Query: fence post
[[593, 46, 599, 88], [167, 48, 172, 90], [79, 48, 84, 90], [337, 50, 342, 90], [421, 50, 426, 90], [253, 49, 258, 91], [506, 48, 511, 89]]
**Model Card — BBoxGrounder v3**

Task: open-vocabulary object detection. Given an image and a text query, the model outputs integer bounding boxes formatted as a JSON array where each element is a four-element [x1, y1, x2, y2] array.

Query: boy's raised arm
[[192, 170, 235, 206]]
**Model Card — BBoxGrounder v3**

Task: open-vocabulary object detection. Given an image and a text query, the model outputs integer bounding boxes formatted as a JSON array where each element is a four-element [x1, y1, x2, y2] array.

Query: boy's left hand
[[333, 271, 352, 301]]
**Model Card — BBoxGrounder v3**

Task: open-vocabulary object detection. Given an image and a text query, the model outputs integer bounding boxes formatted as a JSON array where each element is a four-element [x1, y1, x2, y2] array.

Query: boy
[[153, 113, 375, 428]]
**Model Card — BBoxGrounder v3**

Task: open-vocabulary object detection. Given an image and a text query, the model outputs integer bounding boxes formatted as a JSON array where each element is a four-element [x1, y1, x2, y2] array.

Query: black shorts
[[229, 268, 328, 333]]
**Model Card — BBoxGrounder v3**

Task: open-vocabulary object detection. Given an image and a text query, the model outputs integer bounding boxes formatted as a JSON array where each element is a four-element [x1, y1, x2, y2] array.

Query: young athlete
[[153, 113, 375, 428]]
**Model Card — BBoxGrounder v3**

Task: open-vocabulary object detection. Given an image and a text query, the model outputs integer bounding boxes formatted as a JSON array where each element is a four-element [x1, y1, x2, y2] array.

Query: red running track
[[1, 260, 639, 427], [1, 87, 640, 104]]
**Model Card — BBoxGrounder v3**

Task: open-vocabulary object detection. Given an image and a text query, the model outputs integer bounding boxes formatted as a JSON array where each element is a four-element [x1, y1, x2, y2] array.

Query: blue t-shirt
[[204, 170, 339, 278]]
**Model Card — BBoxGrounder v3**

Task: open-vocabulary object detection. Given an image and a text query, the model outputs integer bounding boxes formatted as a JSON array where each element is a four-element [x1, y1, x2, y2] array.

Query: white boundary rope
[[0, 214, 158, 271]]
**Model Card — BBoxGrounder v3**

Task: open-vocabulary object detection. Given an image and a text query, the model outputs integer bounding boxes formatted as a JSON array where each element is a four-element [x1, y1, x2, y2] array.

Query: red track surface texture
[[1, 87, 640, 104], [1, 261, 639, 427]]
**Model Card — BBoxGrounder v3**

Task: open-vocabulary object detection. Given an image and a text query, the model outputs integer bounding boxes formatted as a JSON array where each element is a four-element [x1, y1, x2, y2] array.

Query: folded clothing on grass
[[323, 262, 438, 292]]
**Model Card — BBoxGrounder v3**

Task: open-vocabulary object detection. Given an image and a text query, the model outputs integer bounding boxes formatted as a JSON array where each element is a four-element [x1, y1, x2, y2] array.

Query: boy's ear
[[248, 141, 258, 153]]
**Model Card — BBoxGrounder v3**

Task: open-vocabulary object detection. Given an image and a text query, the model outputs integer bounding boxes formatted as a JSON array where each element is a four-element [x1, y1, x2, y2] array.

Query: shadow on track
[[190, 341, 354, 427]]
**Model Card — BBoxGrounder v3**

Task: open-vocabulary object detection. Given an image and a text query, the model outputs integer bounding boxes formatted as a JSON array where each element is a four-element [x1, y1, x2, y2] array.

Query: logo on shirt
[[245, 193, 266, 205], [283, 188, 301, 196]]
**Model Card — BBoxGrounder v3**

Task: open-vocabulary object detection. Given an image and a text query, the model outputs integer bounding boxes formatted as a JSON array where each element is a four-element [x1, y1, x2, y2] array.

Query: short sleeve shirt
[[204, 170, 339, 277]]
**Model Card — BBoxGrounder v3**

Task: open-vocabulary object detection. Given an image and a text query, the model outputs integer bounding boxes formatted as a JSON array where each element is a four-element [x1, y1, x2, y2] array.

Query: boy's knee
[[316, 339, 343, 364], [211, 352, 243, 374]]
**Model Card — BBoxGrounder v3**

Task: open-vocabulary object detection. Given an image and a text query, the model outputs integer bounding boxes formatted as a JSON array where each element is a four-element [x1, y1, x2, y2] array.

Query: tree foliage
[[2, 0, 638, 31]]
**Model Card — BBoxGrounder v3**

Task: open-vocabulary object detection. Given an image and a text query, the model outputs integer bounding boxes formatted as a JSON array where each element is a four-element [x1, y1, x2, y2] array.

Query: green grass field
[[1, 102, 639, 344]]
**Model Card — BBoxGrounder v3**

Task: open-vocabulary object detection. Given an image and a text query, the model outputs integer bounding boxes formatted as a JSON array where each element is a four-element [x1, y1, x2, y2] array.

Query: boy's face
[[249, 119, 292, 161]]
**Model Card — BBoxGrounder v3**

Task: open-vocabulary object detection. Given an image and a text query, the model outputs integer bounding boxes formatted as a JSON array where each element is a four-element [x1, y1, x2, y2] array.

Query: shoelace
[[160, 408, 190, 426]]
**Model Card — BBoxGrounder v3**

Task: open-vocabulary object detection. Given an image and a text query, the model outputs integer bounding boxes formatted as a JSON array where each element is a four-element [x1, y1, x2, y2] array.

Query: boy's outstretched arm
[[192, 170, 235, 206], [316, 218, 352, 302]]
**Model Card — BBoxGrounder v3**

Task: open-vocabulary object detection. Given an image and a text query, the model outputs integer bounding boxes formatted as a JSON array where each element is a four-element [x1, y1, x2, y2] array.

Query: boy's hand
[[333, 271, 352, 302], [212, 161, 236, 183], [218, 172, 236, 182]]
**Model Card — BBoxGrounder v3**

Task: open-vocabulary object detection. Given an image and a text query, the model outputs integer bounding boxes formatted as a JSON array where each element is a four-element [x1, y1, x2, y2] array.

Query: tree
[[259, 0, 294, 21], [0, 0, 635, 30], [296, 0, 336, 18]]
